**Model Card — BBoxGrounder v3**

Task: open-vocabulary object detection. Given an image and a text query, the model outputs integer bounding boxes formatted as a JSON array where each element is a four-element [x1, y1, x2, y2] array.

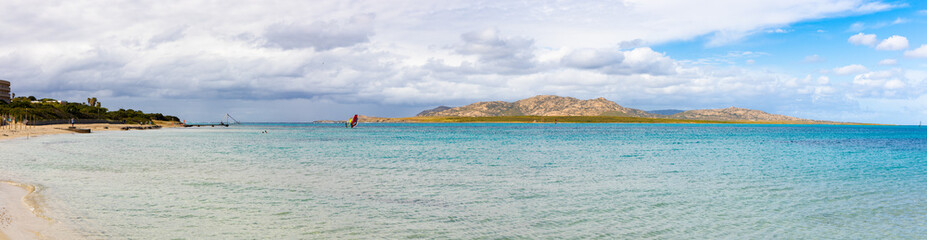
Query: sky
[[2, 0, 927, 124]]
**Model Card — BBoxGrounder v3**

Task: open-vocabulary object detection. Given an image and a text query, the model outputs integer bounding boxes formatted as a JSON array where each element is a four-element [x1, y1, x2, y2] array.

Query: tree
[[87, 97, 97, 106], [64, 104, 80, 115]]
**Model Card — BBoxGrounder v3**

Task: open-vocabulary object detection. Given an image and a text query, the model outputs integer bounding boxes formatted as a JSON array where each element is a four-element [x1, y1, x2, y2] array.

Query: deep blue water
[[1, 123, 925, 238]]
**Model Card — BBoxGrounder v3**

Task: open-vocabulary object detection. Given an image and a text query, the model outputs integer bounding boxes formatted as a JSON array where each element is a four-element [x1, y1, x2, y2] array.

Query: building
[[0, 80, 10, 103]]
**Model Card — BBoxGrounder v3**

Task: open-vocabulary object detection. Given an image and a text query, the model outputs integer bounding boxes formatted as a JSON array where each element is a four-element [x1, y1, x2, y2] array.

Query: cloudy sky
[[3, 0, 927, 124]]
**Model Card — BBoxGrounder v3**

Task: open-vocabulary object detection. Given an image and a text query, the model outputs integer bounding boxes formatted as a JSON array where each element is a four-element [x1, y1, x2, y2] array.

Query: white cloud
[[727, 51, 766, 57], [559, 47, 676, 76], [878, 59, 897, 65], [745, 59, 755, 64], [851, 69, 916, 97], [614, 48, 677, 75], [561, 48, 624, 69], [833, 64, 868, 75], [618, 39, 645, 49], [850, 34, 909, 51], [262, 14, 375, 51], [513, 0, 902, 47], [685, 51, 768, 66], [847, 16, 910, 32], [766, 28, 790, 33], [852, 1, 899, 13], [892, 18, 908, 24], [848, 22, 866, 32], [884, 79, 905, 89], [848, 33, 877, 46], [804, 54, 824, 63], [905, 45, 927, 58], [875, 35, 909, 50]]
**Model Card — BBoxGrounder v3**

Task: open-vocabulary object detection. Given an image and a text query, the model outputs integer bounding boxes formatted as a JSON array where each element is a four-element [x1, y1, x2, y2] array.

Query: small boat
[[62, 127, 91, 133]]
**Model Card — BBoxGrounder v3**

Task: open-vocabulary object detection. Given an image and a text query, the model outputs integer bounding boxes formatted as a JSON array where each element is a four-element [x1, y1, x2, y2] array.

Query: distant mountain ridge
[[417, 95, 814, 122], [417, 106, 452, 116], [417, 95, 658, 118], [670, 107, 805, 121]]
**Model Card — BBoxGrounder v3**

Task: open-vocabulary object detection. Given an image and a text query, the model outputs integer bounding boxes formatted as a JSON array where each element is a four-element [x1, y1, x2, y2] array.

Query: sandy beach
[[0, 181, 48, 240], [0, 122, 181, 239], [0, 122, 182, 141]]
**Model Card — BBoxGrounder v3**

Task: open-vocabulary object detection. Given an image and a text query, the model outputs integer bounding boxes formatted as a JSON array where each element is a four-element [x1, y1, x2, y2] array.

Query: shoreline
[[0, 122, 183, 141], [312, 115, 885, 125], [331, 119, 885, 125], [0, 180, 84, 239], [0, 181, 51, 240], [1, 122, 182, 239]]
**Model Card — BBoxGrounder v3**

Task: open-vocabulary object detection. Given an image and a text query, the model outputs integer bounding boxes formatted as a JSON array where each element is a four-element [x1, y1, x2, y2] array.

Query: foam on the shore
[[0, 180, 89, 239], [0, 181, 50, 239]]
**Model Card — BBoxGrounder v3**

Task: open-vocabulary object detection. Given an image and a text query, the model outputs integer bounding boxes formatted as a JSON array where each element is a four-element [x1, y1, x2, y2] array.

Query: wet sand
[[0, 181, 50, 239]]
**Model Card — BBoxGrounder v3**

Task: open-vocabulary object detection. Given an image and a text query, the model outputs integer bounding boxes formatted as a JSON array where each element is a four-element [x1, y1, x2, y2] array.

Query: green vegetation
[[499, 107, 524, 116], [598, 111, 635, 117], [0, 96, 179, 124], [106, 108, 180, 124]]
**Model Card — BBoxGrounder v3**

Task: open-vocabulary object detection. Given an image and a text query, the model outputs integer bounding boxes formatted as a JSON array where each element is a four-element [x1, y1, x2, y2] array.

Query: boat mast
[[223, 113, 241, 126]]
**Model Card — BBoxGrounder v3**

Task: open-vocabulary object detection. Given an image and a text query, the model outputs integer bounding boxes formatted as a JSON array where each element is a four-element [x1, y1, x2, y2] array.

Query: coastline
[[317, 115, 883, 125], [0, 122, 182, 239], [0, 122, 183, 141], [0, 181, 51, 240]]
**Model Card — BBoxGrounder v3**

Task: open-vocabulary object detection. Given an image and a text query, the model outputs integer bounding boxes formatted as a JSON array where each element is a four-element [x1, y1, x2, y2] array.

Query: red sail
[[350, 114, 358, 128]]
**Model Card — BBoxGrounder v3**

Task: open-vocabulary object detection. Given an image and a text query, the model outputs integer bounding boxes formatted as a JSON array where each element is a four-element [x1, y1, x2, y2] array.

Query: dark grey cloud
[[453, 28, 537, 74], [149, 25, 189, 47], [262, 14, 375, 51]]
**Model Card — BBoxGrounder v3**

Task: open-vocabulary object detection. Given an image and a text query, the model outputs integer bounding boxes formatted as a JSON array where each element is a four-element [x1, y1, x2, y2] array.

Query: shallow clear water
[[1, 123, 926, 239]]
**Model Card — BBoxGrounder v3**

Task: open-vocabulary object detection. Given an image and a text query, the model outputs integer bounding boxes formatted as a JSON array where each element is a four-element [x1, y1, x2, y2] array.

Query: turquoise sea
[[1, 123, 926, 238]]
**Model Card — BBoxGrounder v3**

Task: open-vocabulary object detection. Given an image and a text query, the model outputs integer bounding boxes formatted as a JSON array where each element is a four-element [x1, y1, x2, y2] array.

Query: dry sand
[[0, 122, 182, 141]]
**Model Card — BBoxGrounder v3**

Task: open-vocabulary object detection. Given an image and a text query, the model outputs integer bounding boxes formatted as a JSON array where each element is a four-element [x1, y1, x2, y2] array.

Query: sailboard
[[347, 114, 359, 128]]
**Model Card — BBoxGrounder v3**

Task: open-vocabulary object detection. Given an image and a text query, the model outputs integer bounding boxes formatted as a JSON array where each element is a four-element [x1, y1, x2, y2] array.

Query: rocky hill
[[416, 106, 452, 116], [670, 107, 807, 122], [415, 95, 815, 122], [417, 95, 659, 118]]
